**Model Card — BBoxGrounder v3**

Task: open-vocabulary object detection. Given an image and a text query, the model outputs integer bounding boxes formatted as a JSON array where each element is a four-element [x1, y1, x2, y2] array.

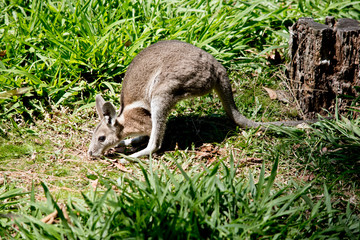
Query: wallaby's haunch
[[88, 40, 313, 161]]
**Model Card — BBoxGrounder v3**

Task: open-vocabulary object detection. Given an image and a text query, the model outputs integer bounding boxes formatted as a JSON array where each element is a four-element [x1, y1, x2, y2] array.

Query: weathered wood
[[288, 17, 360, 118]]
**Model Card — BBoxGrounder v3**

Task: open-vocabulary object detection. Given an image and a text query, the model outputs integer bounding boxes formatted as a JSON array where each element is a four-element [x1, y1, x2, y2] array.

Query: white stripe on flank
[[123, 100, 150, 112], [118, 100, 150, 124]]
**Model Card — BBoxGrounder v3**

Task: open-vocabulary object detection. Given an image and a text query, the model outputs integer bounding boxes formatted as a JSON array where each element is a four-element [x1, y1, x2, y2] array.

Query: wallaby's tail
[[214, 72, 260, 128], [214, 73, 317, 129], [259, 119, 319, 127]]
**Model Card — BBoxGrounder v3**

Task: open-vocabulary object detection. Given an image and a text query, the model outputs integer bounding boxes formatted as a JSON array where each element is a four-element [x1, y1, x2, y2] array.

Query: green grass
[[1, 0, 359, 123], [1, 0, 360, 239], [1, 156, 359, 239]]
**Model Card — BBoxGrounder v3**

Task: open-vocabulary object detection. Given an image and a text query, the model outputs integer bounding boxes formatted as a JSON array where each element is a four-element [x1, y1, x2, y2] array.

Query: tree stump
[[288, 17, 360, 118]]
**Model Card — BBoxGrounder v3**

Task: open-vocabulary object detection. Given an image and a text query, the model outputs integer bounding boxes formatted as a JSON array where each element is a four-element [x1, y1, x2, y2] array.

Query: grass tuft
[[1, 156, 359, 239]]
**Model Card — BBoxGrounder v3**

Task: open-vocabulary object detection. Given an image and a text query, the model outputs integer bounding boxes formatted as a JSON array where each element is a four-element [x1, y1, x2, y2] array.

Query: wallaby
[[88, 40, 315, 162]]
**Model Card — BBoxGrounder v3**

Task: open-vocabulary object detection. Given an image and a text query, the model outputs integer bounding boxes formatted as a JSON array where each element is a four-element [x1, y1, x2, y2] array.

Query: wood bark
[[288, 17, 360, 118]]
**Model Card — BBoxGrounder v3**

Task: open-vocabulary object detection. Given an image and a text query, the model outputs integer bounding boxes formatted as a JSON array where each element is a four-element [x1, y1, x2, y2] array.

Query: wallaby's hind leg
[[128, 97, 171, 159], [214, 74, 260, 128]]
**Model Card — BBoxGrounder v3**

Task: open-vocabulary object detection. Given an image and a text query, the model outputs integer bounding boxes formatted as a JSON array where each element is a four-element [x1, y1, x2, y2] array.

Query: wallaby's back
[[120, 40, 227, 109]]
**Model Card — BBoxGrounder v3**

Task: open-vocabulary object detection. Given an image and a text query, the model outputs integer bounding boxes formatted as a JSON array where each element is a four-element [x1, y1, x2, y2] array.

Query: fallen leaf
[[263, 87, 278, 100], [199, 143, 214, 152], [195, 151, 212, 159], [114, 163, 133, 173], [41, 204, 71, 225], [195, 143, 221, 161], [206, 157, 217, 165]]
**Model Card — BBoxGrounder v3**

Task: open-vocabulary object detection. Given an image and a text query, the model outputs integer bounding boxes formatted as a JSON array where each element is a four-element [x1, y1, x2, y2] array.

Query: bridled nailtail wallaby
[[88, 40, 316, 161]]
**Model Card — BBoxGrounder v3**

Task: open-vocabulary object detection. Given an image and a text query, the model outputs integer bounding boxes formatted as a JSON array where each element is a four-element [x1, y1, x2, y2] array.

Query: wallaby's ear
[[95, 95, 106, 120], [102, 102, 117, 126]]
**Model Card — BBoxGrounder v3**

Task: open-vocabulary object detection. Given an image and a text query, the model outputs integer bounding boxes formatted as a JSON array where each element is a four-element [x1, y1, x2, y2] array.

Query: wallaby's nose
[[88, 151, 93, 157]]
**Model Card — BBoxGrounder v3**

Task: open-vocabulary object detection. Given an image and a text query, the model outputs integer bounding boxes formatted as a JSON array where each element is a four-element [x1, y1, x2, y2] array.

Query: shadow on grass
[[271, 128, 360, 209], [306, 145, 360, 211], [318, 146, 360, 184], [162, 115, 238, 151], [110, 115, 238, 156]]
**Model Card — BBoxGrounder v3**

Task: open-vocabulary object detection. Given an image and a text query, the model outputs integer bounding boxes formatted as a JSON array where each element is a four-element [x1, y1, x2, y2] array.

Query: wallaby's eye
[[98, 136, 106, 142]]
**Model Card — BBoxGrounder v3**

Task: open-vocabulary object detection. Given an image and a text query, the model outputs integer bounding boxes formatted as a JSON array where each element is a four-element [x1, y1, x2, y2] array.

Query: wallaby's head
[[88, 95, 123, 157]]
